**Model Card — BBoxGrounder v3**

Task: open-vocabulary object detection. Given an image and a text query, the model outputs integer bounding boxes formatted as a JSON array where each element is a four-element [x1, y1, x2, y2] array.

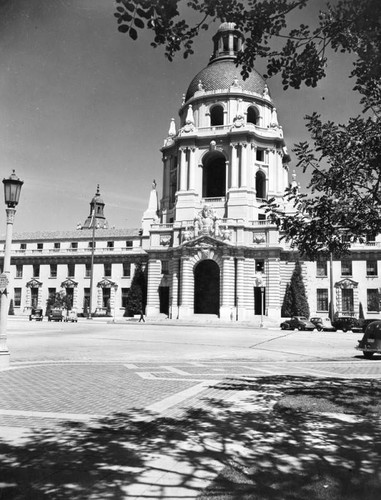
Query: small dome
[[186, 60, 267, 101], [217, 22, 237, 32]]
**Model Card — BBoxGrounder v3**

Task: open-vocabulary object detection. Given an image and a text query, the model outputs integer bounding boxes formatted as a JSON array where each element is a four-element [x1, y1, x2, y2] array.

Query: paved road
[[1, 317, 380, 429]]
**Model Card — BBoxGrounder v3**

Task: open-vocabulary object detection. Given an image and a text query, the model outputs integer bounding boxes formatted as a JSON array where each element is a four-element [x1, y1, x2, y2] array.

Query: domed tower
[[145, 23, 291, 322], [160, 22, 290, 223], [81, 185, 109, 229]]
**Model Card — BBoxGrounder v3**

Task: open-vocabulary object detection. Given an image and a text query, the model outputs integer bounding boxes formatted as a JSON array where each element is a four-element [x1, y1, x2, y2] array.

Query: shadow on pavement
[[0, 376, 380, 499]]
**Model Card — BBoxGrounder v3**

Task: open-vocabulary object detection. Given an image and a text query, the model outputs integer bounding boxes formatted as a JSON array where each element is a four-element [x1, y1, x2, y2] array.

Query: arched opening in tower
[[202, 152, 226, 198], [210, 105, 224, 126], [256, 170, 266, 199], [247, 106, 259, 125], [194, 260, 220, 315]]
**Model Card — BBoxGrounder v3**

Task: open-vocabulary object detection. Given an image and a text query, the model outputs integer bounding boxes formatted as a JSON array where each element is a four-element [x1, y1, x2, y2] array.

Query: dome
[[186, 59, 267, 102]]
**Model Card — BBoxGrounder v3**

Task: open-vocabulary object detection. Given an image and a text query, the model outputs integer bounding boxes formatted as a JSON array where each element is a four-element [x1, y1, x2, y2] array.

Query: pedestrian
[[139, 308, 145, 322]]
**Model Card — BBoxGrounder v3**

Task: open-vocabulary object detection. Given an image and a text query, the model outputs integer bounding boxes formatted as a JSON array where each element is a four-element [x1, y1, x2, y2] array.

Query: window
[[50, 264, 57, 278], [70, 242, 78, 251], [256, 260, 265, 273], [123, 262, 131, 278], [33, 265, 40, 278], [126, 240, 133, 248], [258, 214, 266, 221], [342, 288, 354, 313], [54, 242, 60, 250], [14, 288, 22, 307], [247, 107, 259, 125], [161, 260, 169, 275], [37, 243, 43, 250], [317, 289, 328, 311], [68, 263, 75, 277], [20, 243, 26, 251], [121, 288, 130, 309], [367, 260, 378, 276], [256, 149, 265, 162], [83, 288, 90, 313], [16, 264, 23, 278], [104, 263, 112, 277], [48, 288, 56, 301], [255, 171, 266, 199], [210, 105, 224, 126], [107, 241, 114, 249], [88, 241, 96, 249], [367, 289, 380, 312], [341, 260, 352, 276], [85, 263, 91, 278], [317, 260, 328, 277]]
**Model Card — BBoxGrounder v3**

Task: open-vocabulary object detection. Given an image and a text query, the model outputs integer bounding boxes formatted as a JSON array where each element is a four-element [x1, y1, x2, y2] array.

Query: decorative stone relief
[[253, 232, 266, 244], [194, 205, 220, 238], [160, 235, 172, 246]]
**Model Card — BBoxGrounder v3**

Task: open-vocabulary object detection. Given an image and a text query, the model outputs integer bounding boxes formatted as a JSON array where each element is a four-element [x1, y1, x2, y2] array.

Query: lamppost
[[87, 208, 96, 320], [0, 170, 23, 368], [255, 276, 265, 328]]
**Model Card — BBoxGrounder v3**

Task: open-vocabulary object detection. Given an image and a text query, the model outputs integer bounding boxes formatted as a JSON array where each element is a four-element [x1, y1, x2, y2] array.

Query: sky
[[0, 0, 361, 234]]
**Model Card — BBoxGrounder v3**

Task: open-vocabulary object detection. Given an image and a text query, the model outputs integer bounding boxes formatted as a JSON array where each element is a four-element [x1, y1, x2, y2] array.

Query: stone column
[[236, 257, 244, 320], [170, 258, 179, 319], [178, 257, 193, 318], [189, 148, 196, 190], [266, 258, 281, 319], [38, 286, 43, 309], [240, 144, 247, 188], [230, 144, 238, 188], [220, 256, 235, 320], [179, 148, 187, 191], [146, 259, 161, 317]]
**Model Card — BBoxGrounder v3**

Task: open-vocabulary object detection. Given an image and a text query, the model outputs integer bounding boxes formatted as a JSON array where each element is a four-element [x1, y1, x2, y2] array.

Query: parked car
[[280, 316, 316, 331], [356, 320, 381, 358], [29, 308, 43, 321], [65, 309, 78, 322], [48, 308, 64, 322], [331, 316, 362, 333], [359, 318, 378, 333], [310, 317, 336, 332]]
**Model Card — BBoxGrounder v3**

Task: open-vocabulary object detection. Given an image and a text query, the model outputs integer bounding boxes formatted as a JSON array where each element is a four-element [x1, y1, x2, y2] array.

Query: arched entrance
[[194, 260, 220, 315]]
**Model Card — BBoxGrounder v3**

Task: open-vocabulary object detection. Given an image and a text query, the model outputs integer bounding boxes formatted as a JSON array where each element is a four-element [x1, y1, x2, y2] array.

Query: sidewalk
[[1, 359, 381, 499]]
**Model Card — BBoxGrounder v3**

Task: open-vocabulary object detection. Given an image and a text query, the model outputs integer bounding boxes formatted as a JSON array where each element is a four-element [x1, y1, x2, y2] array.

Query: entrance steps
[[143, 313, 280, 329]]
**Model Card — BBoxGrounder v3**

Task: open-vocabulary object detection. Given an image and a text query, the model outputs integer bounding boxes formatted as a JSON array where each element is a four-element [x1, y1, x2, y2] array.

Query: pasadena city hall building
[[2, 23, 381, 322]]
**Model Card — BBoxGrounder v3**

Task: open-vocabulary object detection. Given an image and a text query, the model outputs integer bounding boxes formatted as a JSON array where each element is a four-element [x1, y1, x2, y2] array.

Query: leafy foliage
[[8, 298, 14, 316], [281, 283, 293, 317], [125, 261, 147, 317], [286, 260, 310, 317], [116, 1, 381, 259], [46, 290, 72, 313]]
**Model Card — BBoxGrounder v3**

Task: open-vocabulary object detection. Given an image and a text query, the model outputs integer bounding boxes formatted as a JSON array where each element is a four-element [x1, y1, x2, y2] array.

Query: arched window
[[256, 171, 266, 199], [210, 105, 224, 126], [202, 151, 226, 198], [247, 106, 259, 125]]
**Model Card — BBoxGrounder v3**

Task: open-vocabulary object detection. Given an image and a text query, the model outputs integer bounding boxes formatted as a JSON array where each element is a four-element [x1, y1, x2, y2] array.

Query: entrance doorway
[[194, 260, 220, 315], [254, 287, 266, 315], [159, 286, 169, 315]]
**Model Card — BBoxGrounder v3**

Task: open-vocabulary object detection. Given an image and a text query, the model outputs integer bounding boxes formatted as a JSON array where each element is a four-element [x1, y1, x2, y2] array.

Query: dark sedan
[[280, 316, 316, 331]]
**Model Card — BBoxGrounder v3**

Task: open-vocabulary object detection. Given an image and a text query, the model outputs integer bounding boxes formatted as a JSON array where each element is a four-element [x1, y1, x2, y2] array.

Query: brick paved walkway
[[1, 358, 381, 499]]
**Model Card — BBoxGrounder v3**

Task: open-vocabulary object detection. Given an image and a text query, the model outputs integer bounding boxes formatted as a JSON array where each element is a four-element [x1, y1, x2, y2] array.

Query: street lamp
[[0, 170, 23, 368], [255, 276, 265, 328]]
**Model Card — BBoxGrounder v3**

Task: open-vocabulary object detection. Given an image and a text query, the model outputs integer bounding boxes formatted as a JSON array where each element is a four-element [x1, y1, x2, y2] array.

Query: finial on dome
[[181, 93, 186, 105], [168, 118, 176, 137], [185, 104, 194, 125], [96, 184, 100, 196]]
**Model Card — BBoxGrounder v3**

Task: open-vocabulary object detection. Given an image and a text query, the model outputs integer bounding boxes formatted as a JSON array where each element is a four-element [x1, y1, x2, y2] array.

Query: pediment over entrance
[[26, 278, 42, 288], [61, 278, 78, 288], [335, 278, 358, 289], [180, 235, 229, 250], [97, 278, 118, 289]]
